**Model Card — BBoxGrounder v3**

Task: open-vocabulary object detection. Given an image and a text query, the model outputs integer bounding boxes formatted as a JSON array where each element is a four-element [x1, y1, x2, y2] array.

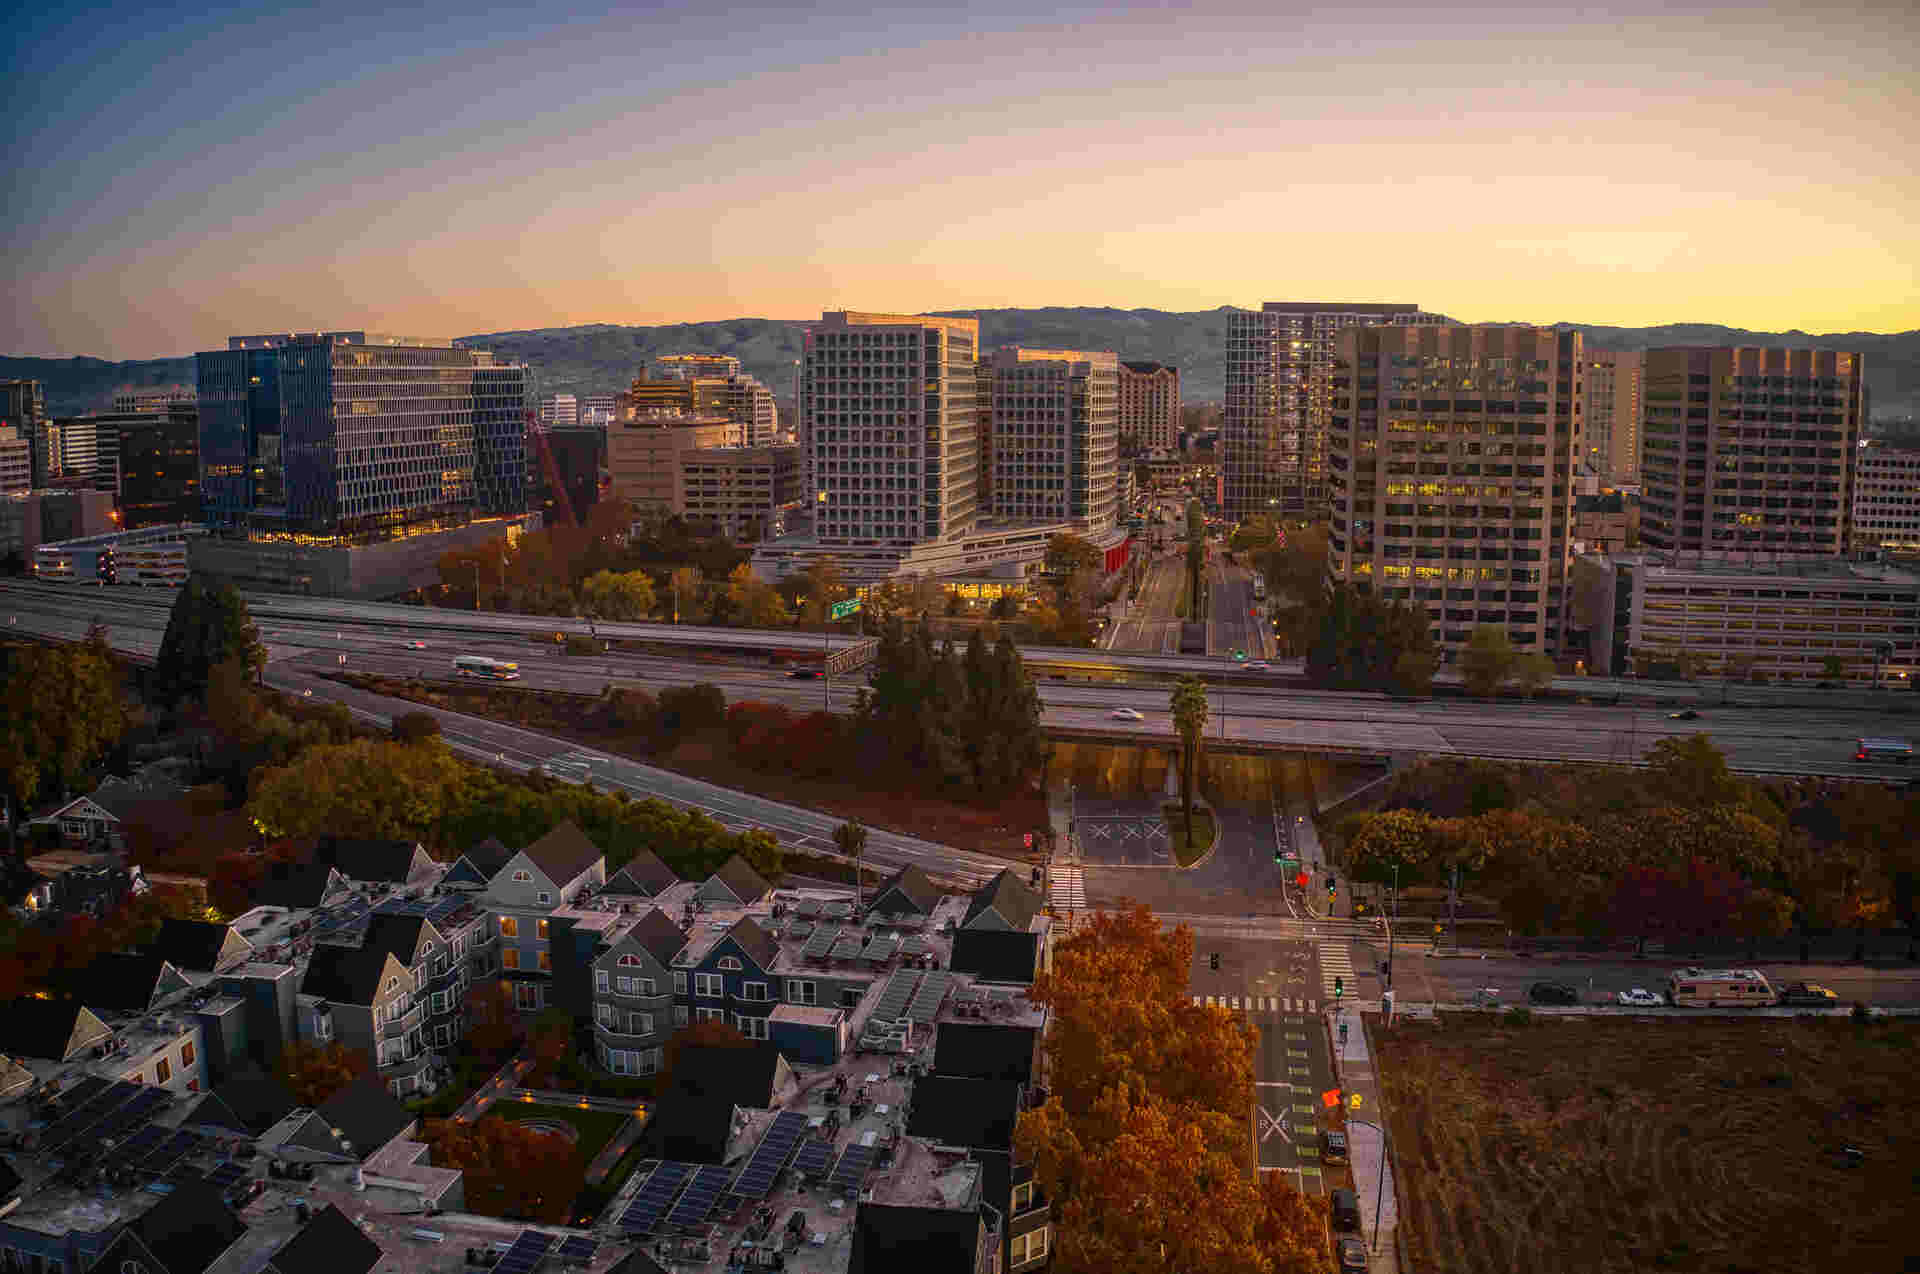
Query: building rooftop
[[1597, 550, 1919, 586]]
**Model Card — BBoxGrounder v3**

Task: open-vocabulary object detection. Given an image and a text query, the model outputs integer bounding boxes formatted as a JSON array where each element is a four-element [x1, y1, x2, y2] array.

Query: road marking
[[1319, 939, 1356, 1000], [1049, 865, 1087, 911], [1257, 1108, 1291, 1144]]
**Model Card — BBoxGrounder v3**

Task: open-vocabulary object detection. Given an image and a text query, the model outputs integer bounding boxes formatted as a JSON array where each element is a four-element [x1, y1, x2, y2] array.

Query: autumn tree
[[0, 636, 127, 811], [1459, 624, 1516, 697], [578, 569, 656, 622], [276, 1041, 370, 1107], [668, 566, 704, 623], [247, 736, 467, 842], [423, 1117, 581, 1224], [724, 563, 789, 627], [1642, 734, 1746, 810], [152, 573, 265, 706], [1045, 532, 1103, 577], [1512, 651, 1555, 698]]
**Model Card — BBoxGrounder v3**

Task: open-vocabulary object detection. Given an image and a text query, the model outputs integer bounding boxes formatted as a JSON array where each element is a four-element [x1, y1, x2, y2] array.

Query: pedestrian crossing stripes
[[1049, 865, 1087, 912], [1191, 995, 1319, 1014], [1319, 939, 1355, 1001]]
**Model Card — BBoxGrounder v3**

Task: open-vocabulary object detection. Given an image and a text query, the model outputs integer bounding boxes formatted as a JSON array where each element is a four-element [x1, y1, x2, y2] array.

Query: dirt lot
[[1371, 1013, 1920, 1274]]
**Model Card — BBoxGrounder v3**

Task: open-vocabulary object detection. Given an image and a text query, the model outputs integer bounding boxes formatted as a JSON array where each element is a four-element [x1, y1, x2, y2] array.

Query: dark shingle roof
[[636, 1093, 736, 1164], [626, 908, 688, 968], [299, 943, 398, 1006], [0, 1158, 21, 1205], [267, 1202, 383, 1274], [317, 837, 421, 884], [361, 914, 426, 967], [668, 1042, 784, 1109], [962, 869, 1041, 932], [252, 861, 340, 910], [850, 1203, 981, 1274], [0, 998, 93, 1061], [59, 951, 180, 1011], [210, 1072, 299, 1136], [127, 1179, 246, 1274], [708, 854, 771, 905], [869, 864, 940, 917], [464, 836, 515, 872], [522, 820, 603, 886], [932, 1022, 1038, 1085], [725, 917, 778, 974], [147, 918, 243, 972], [604, 849, 678, 897], [314, 1073, 412, 1160], [84, 771, 190, 819], [903, 1076, 1022, 1151], [606, 1249, 671, 1274], [949, 929, 1040, 985]]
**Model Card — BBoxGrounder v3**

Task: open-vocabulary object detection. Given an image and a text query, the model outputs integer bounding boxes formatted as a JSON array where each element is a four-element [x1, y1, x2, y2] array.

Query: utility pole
[[1448, 863, 1460, 951], [1384, 861, 1399, 991]]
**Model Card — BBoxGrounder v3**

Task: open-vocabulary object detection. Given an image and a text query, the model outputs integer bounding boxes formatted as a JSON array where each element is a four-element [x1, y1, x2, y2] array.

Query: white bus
[[453, 655, 521, 681], [1664, 967, 1774, 1008]]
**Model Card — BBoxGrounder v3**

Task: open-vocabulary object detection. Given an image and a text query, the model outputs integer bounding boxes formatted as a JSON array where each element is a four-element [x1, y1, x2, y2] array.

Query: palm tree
[[1170, 676, 1210, 846], [833, 820, 869, 908]]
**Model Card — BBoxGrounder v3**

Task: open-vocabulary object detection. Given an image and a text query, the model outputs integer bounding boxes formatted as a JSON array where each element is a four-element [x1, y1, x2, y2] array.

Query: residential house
[[268, 1073, 414, 1162], [185, 1071, 299, 1137], [146, 918, 255, 974], [850, 1203, 996, 1274], [695, 855, 772, 909], [0, 999, 113, 1063], [315, 837, 436, 889], [56, 952, 191, 1013], [602, 849, 679, 899], [35, 768, 189, 849], [484, 821, 607, 1015], [589, 908, 685, 1078], [961, 869, 1043, 932], [318, 896, 490, 1066], [87, 1180, 248, 1274], [671, 916, 781, 1040], [866, 864, 940, 920], [932, 1020, 1042, 1087], [605, 1251, 671, 1274], [261, 1202, 385, 1274], [950, 868, 1050, 985], [906, 1076, 1049, 1271], [295, 938, 423, 1096], [250, 861, 350, 912], [440, 836, 514, 890]]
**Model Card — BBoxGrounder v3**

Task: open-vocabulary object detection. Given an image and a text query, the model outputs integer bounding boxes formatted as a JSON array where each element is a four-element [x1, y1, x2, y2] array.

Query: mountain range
[[6, 308, 1916, 418]]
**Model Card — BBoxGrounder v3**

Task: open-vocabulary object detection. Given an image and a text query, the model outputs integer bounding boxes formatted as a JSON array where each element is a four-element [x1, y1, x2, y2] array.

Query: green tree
[[1820, 654, 1847, 680], [153, 574, 266, 706], [248, 737, 468, 841], [724, 563, 789, 628], [1303, 580, 1434, 692], [668, 566, 704, 623], [578, 569, 656, 621], [1170, 677, 1209, 845], [1391, 648, 1436, 697], [1511, 651, 1555, 698], [799, 556, 847, 623], [0, 639, 127, 812], [1459, 625, 1516, 697], [1642, 734, 1745, 810]]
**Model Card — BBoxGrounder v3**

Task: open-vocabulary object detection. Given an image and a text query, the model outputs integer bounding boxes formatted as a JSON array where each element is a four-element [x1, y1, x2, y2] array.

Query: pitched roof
[[625, 908, 688, 968], [314, 1073, 413, 1160], [446, 836, 516, 885], [669, 1042, 784, 1109], [0, 1158, 22, 1205], [317, 837, 422, 884], [869, 864, 940, 917], [125, 1178, 247, 1274], [147, 917, 248, 972], [636, 1093, 736, 1164], [267, 1202, 383, 1274], [0, 998, 99, 1061], [253, 861, 341, 910], [299, 943, 400, 1006], [725, 916, 779, 973], [522, 820, 603, 886], [59, 951, 183, 1012], [949, 929, 1041, 985], [465, 835, 513, 867], [903, 1076, 1022, 1151], [962, 869, 1042, 932], [604, 848, 679, 897], [931, 1022, 1038, 1085], [360, 913, 427, 967], [210, 1072, 300, 1136], [708, 853, 771, 905], [605, 1250, 671, 1274], [850, 1203, 982, 1274], [85, 770, 190, 819]]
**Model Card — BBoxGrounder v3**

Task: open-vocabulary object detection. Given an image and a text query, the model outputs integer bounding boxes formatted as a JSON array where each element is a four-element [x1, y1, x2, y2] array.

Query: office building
[[1, 488, 116, 559], [580, 392, 618, 426], [988, 346, 1120, 536], [1583, 349, 1643, 483], [537, 392, 579, 427], [1328, 324, 1583, 658], [1224, 302, 1438, 519], [117, 407, 201, 526], [1639, 346, 1863, 556], [680, 444, 804, 540], [1854, 439, 1920, 556], [112, 388, 195, 413], [608, 415, 741, 520], [975, 357, 995, 509], [0, 380, 49, 487], [1573, 490, 1631, 552], [33, 522, 203, 585], [1118, 360, 1179, 452], [628, 354, 779, 446], [48, 417, 99, 481], [529, 424, 604, 527], [0, 426, 29, 496], [78, 403, 196, 502]]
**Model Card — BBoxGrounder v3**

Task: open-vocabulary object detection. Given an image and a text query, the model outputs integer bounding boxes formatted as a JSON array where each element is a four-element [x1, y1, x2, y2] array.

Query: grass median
[[1163, 803, 1216, 866]]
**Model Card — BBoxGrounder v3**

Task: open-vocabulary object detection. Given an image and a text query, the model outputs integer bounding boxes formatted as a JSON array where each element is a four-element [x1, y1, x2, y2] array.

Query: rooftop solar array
[[620, 1161, 695, 1234], [374, 894, 472, 927], [139, 1129, 204, 1175], [164, 1162, 201, 1184], [50, 1075, 110, 1112], [863, 933, 899, 963], [792, 898, 823, 918], [908, 971, 955, 1023], [732, 1110, 808, 1199], [829, 1144, 878, 1197], [785, 920, 814, 941], [828, 932, 865, 961], [792, 1138, 834, 1182], [872, 969, 923, 1022], [95, 1087, 169, 1141], [493, 1229, 555, 1274], [900, 934, 932, 958], [311, 896, 373, 939], [555, 1236, 599, 1264], [801, 924, 842, 961], [40, 1080, 141, 1154], [119, 1125, 170, 1161], [204, 1161, 248, 1190], [666, 1163, 735, 1228], [823, 900, 854, 920]]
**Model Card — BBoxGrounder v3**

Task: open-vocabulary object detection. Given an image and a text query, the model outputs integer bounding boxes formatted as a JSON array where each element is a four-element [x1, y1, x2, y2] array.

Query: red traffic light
[[1295, 871, 1309, 889]]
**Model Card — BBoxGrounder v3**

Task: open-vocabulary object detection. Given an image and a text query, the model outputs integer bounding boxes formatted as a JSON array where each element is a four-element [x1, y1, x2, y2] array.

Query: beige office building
[[1329, 324, 1583, 657], [680, 444, 803, 540], [627, 354, 777, 446], [988, 347, 1120, 536], [1118, 361, 1179, 453], [608, 415, 740, 520], [1640, 346, 1863, 557], [1583, 349, 1642, 483], [1854, 440, 1920, 555]]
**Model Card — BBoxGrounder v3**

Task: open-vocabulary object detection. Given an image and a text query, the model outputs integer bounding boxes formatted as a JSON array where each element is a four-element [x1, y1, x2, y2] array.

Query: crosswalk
[[1048, 865, 1087, 911], [1319, 939, 1356, 1001], [1191, 994, 1320, 1014]]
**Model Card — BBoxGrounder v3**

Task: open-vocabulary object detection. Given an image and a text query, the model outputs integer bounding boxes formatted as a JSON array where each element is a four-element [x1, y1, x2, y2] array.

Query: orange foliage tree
[[275, 1041, 370, 1107], [423, 1116, 582, 1224]]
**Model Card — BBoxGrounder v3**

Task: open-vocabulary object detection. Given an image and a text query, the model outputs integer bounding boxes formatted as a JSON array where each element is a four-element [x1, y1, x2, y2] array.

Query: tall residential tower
[[988, 347, 1120, 536], [1118, 361, 1179, 453], [1582, 349, 1643, 483]]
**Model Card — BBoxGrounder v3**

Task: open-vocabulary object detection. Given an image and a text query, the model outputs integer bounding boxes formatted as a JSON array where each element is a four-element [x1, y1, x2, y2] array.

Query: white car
[[407, 640, 427, 649], [1617, 988, 1663, 1008], [1108, 708, 1145, 722], [1246, 661, 1270, 671]]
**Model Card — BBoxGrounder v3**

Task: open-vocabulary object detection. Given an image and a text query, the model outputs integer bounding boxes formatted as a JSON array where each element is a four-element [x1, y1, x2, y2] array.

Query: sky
[[4, 0, 1917, 360]]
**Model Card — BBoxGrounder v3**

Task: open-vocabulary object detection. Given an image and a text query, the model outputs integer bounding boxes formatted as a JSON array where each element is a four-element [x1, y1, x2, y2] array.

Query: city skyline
[[5, 0, 1917, 361]]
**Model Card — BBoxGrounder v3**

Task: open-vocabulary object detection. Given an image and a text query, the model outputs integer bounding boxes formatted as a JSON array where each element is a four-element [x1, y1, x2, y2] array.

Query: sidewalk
[[451, 1053, 534, 1122], [1330, 1005, 1402, 1274]]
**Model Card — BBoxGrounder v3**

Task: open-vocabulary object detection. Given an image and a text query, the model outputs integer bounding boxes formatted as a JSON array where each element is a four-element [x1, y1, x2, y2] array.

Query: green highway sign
[[829, 599, 862, 620]]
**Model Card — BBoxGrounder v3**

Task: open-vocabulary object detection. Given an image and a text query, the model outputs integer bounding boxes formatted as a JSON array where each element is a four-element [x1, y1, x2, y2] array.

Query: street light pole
[[1385, 861, 1399, 991], [1348, 1116, 1393, 1254]]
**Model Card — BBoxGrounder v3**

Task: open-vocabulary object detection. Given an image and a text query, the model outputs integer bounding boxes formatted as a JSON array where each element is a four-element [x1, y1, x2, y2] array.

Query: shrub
[[564, 634, 599, 656], [655, 683, 727, 736], [391, 711, 442, 744]]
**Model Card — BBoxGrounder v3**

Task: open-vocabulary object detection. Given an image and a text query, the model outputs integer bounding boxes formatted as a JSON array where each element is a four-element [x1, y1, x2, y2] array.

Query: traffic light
[[1209, 952, 1220, 971], [1273, 847, 1283, 863], [1334, 976, 1345, 1000]]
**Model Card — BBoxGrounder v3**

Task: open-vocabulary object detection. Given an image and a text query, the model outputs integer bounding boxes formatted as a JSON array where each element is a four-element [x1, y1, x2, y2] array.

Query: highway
[[1208, 561, 1268, 660], [6, 578, 1919, 778]]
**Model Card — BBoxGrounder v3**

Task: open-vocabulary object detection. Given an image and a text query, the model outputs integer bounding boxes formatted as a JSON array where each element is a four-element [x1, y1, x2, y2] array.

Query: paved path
[[1331, 1005, 1401, 1274], [450, 1054, 534, 1122]]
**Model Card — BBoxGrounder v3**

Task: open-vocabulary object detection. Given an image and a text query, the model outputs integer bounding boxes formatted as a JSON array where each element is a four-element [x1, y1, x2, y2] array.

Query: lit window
[[511, 870, 532, 882], [498, 916, 518, 938], [502, 949, 520, 970]]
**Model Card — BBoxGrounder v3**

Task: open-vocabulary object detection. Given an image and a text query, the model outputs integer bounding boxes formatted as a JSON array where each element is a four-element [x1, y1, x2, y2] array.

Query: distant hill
[[8, 310, 1917, 417]]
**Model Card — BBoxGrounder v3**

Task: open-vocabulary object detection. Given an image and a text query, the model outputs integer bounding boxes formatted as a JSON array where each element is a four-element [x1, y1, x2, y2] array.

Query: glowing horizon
[[4, 0, 1915, 361]]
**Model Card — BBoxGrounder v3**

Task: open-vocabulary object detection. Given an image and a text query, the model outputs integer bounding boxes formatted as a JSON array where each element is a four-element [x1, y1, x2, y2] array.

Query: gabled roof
[[604, 849, 679, 897], [850, 1203, 983, 1274], [706, 854, 771, 906], [605, 1250, 671, 1274], [0, 998, 109, 1061], [266, 1202, 383, 1274], [209, 1072, 300, 1136], [962, 868, 1042, 932], [317, 836, 425, 885], [904, 1076, 1022, 1151], [635, 1092, 736, 1164], [83, 770, 190, 820], [625, 908, 688, 968], [147, 917, 252, 972], [521, 820, 603, 887], [0, 1158, 22, 1206], [253, 861, 343, 910], [445, 836, 516, 886], [949, 929, 1041, 985], [360, 914, 428, 968], [299, 943, 403, 1007], [723, 916, 779, 974], [121, 1179, 247, 1274], [669, 1042, 785, 1109], [60, 951, 189, 1012], [932, 1022, 1038, 1085], [869, 864, 941, 917], [314, 1073, 413, 1160]]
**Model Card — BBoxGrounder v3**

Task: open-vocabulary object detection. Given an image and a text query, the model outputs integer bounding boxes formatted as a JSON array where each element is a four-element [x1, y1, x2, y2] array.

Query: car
[[1246, 660, 1270, 671], [788, 668, 820, 679], [1321, 1128, 1349, 1164], [407, 640, 427, 649], [1108, 707, 1144, 722], [1617, 987, 1663, 1008], [1527, 981, 1581, 1006], [1330, 1188, 1361, 1232], [1336, 1237, 1369, 1273], [1668, 709, 1699, 720], [1777, 982, 1839, 1006]]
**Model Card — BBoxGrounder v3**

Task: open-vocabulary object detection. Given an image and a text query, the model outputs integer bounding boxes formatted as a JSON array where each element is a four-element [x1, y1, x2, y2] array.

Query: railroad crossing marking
[[1257, 1108, 1291, 1144]]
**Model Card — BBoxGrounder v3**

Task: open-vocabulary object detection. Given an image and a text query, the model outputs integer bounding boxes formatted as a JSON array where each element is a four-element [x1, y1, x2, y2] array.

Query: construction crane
[[526, 409, 577, 528]]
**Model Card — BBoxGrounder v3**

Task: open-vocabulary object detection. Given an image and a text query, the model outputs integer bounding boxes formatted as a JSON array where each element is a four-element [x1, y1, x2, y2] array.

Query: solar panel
[[863, 933, 899, 963], [620, 1160, 695, 1234], [793, 898, 822, 918], [95, 1087, 169, 1141], [40, 1080, 141, 1153], [828, 932, 865, 960], [785, 919, 813, 941], [666, 1163, 735, 1228], [50, 1075, 110, 1112], [792, 1138, 833, 1181], [801, 924, 841, 960], [900, 934, 931, 958], [119, 1125, 170, 1160], [204, 1161, 248, 1189], [556, 1236, 599, 1263], [872, 969, 922, 1022], [908, 970, 954, 1023], [829, 1144, 878, 1196], [823, 900, 854, 919], [494, 1229, 555, 1274], [140, 1129, 204, 1174], [732, 1110, 808, 1199]]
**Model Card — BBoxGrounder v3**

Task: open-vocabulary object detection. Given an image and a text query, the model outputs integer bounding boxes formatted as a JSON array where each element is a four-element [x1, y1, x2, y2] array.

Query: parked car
[[1336, 1237, 1369, 1273], [1617, 987, 1663, 1008], [789, 668, 820, 679], [1321, 1128, 1349, 1164], [1528, 981, 1581, 1006], [1778, 982, 1839, 1007], [1246, 660, 1270, 671], [406, 639, 428, 649], [1668, 709, 1699, 720], [1330, 1188, 1361, 1232], [1108, 707, 1145, 722]]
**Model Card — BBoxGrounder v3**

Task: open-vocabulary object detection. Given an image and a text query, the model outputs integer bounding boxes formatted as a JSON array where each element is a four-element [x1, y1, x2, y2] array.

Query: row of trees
[[0, 627, 127, 816], [1014, 907, 1325, 1273], [1303, 578, 1436, 696], [0, 883, 216, 1000]]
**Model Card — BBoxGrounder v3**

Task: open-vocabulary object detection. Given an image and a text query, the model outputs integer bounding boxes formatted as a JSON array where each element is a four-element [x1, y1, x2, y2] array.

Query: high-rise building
[[111, 389, 195, 413], [1225, 302, 1438, 519], [1118, 361, 1179, 453], [975, 357, 995, 509], [0, 426, 31, 496], [628, 355, 778, 445], [116, 409, 202, 527], [1852, 439, 1920, 556], [1582, 349, 1643, 483], [608, 416, 741, 519], [804, 312, 980, 547], [1329, 324, 1583, 658], [579, 393, 618, 426], [84, 404, 199, 502], [538, 393, 579, 427], [1638, 346, 1863, 557], [195, 331, 527, 533], [988, 347, 1120, 536], [49, 418, 99, 482], [1, 380, 50, 487]]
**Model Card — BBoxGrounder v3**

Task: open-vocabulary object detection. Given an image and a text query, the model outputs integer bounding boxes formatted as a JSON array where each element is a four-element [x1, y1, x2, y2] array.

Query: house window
[[673, 1006, 690, 1026], [634, 977, 656, 996], [695, 1007, 726, 1023], [386, 976, 399, 992], [538, 951, 552, 972], [502, 949, 520, 970], [536, 892, 552, 906], [313, 1013, 334, 1042], [435, 1026, 452, 1047], [1012, 1181, 1036, 1211], [717, 956, 742, 972], [672, 972, 689, 995], [1011, 1227, 1049, 1264], [694, 973, 723, 998], [617, 954, 644, 967], [155, 1058, 171, 1083], [786, 980, 817, 1005], [638, 1047, 662, 1075], [616, 976, 634, 994], [736, 1013, 769, 1040], [595, 970, 610, 993], [841, 988, 864, 1009], [421, 941, 435, 954], [515, 983, 542, 1010], [627, 1012, 653, 1035], [180, 1040, 195, 1065], [597, 1004, 614, 1027], [742, 981, 769, 1002], [431, 992, 447, 1014], [512, 870, 532, 882], [498, 916, 518, 938]]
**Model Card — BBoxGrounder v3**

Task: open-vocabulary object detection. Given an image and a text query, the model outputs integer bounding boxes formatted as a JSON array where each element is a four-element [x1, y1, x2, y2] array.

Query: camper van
[[1664, 967, 1774, 1008]]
